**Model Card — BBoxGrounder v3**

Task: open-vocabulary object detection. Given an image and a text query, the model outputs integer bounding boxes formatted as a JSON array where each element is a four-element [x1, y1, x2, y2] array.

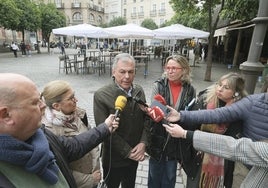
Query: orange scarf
[[199, 101, 227, 188]]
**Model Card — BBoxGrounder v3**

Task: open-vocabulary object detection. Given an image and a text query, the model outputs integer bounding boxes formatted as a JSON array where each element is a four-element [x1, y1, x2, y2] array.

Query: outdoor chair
[[58, 55, 76, 74], [90, 56, 105, 76]]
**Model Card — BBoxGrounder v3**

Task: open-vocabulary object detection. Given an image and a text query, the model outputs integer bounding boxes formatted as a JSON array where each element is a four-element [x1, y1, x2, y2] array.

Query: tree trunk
[[36, 31, 41, 54], [232, 30, 242, 67], [204, 0, 224, 81], [204, 36, 213, 81]]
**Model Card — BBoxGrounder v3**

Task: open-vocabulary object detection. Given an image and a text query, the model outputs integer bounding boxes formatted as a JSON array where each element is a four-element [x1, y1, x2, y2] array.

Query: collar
[[115, 82, 133, 97]]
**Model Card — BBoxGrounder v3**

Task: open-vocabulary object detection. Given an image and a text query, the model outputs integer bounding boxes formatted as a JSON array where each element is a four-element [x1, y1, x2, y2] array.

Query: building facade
[[44, 0, 105, 26], [0, 0, 175, 48], [124, 0, 174, 26], [104, 0, 174, 26]]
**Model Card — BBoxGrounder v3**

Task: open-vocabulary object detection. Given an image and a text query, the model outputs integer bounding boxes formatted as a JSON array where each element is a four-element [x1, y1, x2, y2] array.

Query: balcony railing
[[55, 3, 64, 9], [150, 10, 157, 17], [88, 4, 104, 13], [158, 9, 166, 16], [131, 13, 137, 18], [72, 3, 81, 8], [138, 12, 144, 17], [72, 19, 83, 24]]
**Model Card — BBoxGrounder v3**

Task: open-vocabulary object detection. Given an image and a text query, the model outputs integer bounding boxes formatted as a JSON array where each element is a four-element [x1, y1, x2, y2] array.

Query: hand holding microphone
[[104, 114, 120, 133], [104, 96, 127, 133]]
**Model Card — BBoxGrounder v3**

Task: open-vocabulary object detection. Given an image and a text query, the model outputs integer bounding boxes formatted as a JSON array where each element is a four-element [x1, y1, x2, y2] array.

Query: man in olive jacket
[[94, 53, 150, 188]]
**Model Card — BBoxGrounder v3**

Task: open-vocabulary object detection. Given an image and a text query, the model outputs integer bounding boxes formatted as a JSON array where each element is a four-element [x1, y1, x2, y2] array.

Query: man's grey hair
[[112, 53, 136, 70]]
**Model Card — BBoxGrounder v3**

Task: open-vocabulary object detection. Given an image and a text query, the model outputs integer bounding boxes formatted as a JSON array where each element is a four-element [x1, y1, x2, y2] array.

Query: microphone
[[151, 94, 169, 116], [132, 96, 148, 107], [147, 106, 165, 123], [114, 95, 127, 118], [154, 94, 167, 105], [147, 94, 168, 123]]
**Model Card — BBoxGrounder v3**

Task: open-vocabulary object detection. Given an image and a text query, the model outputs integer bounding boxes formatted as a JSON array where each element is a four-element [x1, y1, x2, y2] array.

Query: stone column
[[239, 0, 268, 94]]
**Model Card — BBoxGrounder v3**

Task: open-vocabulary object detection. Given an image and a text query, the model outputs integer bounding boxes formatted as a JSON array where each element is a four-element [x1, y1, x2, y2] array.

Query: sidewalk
[[0, 47, 262, 187]]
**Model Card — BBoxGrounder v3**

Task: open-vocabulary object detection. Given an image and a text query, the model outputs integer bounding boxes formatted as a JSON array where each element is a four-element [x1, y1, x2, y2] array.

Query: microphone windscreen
[[154, 94, 167, 105], [115, 95, 127, 111], [151, 100, 169, 116], [148, 106, 165, 123]]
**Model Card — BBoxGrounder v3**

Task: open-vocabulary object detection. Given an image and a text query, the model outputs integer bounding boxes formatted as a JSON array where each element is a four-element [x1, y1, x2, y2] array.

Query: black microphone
[[133, 96, 148, 107]]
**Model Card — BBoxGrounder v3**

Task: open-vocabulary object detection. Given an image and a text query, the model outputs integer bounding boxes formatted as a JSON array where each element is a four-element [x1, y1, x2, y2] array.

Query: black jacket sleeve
[[44, 123, 110, 188]]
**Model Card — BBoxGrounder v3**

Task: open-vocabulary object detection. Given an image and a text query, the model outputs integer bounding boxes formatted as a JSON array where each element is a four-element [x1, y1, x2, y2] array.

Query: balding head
[[0, 73, 33, 86], [0, 73, 35, 107], [0, 73, 45, 141]]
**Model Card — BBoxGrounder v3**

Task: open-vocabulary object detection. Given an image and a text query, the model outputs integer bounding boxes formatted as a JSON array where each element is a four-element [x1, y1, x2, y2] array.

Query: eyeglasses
[[216, 83, 231, 90], [165, 66, 183, 72], [62, 93, 76, 102]]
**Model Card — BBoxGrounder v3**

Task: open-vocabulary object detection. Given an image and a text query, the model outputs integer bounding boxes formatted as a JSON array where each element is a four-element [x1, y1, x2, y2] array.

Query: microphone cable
[[97, 127, 114, 188], [97, 133, 112, 188]]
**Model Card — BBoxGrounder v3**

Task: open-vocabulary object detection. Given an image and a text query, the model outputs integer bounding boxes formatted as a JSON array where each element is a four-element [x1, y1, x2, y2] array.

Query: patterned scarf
[[199, 101, 227, 188], [44, 108, 79, 131], [0, 129, 59, 184]]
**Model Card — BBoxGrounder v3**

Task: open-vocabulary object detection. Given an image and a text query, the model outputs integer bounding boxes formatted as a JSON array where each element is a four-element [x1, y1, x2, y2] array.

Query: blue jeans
[[148, 157, 177, 188]]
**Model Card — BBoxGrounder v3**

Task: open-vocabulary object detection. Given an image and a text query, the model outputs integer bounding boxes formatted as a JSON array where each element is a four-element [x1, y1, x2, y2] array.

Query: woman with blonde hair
[[147, 55, 196, 188], [41, 80, 101, 188], [188, 72, 248, 188]]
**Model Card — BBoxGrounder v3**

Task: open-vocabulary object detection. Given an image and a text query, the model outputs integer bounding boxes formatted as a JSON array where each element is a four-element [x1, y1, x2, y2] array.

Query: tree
[[169, 0, 258, 81], [13, 0, 41, 41], [141, 19, 158, 30], [170, 0, 222, 81], [221, 0, 258, 22], [0, 0, 22, 30], [39, 3, 66, 52], [170, 0, 209, 30], [108, 17, 126, 27]]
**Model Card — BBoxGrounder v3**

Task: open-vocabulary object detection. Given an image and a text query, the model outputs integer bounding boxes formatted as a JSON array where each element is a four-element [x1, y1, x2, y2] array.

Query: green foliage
[[99, 23, 109, 28], [221, 0, 259, 22], [170, 0, 259, 29], [170, 12, 208, 31], [141, 19, 158, 30], [159, 21, 171, 28], [0, 0, 66, 42], [39, 3, 66, 41], [0, 0, 22, 29], [169, 0, 211, 31], [108, 17, 126, 27], [169, 0, 259, 81], [15, 0, 41, 32]]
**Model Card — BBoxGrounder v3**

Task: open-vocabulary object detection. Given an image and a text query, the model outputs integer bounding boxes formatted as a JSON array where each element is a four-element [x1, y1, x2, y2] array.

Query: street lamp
[[240, 0, 268, 94]]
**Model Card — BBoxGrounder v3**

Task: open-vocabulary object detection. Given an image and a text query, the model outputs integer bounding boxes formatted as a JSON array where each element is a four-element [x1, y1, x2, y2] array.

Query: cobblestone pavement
[[0, 47, 262, 188]]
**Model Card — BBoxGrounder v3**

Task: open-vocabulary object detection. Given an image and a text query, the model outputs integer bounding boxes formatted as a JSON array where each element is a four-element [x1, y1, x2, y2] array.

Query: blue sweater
[[180, 93, 268, 141]]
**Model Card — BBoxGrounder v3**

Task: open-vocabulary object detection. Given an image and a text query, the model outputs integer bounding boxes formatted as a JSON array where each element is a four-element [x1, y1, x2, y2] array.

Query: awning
[[227, 24, 255, 31], [214, 27, 228, 37], [214, 23, 255, 37]]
